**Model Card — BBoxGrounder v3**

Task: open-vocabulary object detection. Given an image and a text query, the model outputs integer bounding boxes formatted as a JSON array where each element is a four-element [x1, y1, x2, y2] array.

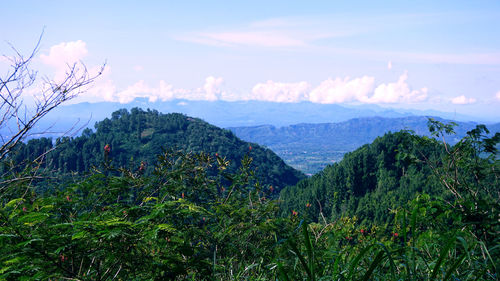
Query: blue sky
[[1, 1, 500, 120]]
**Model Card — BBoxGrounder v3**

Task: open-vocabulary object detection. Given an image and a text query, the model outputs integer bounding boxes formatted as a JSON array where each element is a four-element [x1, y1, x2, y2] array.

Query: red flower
[[292, 210, 298, 216], [181, 192, 185, 199], [215, 153, 219, 157], [248, 145, 252, 151], [139, 161, 146, 171], [66, 195, 71, 202], [22, 207, 27, 212], [392, 232, 399, 237], [306, 203, 311, 208], [104, 144, 111, 153]]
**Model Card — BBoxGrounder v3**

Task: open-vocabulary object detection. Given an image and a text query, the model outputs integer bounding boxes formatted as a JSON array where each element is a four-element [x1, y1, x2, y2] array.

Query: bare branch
[[0, 35, 103, 161]]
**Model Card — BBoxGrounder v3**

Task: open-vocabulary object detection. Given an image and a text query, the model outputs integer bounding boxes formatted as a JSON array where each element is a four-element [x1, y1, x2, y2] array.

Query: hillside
[[11, 108, 305, 191], [279, 130, 447, 225], [230, 116, 500, 174], [2, 114, 498, 280]]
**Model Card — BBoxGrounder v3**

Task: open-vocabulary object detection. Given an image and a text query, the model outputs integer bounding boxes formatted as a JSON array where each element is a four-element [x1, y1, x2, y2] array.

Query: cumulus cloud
[[366, 72, 428, 103], [40, 40, 88, 68], [114, 80, 175, 103], [451, 95, 477, 105], [244, 72, 427, 104], [251, 80, 310, 102], [39, 40, 90, 82], [309, 76, 374, 104], [203, 76, 224, 101], [82, 76, 229, 104]]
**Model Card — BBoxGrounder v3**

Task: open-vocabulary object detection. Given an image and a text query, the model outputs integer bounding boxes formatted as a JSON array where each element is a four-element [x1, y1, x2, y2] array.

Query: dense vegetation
[[230, 116, 500, 174], [0, 114, 498, 280], [7, 108, 305, 192], [279, 130, 446, 225]]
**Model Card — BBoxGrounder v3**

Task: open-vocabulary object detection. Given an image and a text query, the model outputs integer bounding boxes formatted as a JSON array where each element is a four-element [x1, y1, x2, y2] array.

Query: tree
[[424, 119, 499, 247], [0, 34, 103, 161]]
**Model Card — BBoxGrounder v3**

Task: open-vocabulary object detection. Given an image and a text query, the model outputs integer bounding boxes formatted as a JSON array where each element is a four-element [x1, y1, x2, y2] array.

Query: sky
[[1, 0, 500, 120]]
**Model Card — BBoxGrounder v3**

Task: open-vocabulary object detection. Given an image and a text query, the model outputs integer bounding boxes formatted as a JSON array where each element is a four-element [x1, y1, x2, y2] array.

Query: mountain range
[[230, 116, 500, 174], [22, 99, 491, 140]]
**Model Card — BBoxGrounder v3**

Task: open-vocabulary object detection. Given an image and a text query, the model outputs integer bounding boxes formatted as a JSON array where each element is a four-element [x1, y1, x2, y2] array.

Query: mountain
[[18, 98, 492, 140], [10, 108, 305, 191], [278, 131, 446, 225], [229, 116, 500, 174]]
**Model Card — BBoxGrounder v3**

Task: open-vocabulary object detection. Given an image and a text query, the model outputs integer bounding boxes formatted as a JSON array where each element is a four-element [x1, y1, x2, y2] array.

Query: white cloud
[[116, 80, 149, 103], [387, 61, 392, 70], [309, 76, 374, 104], [203, 76, 224, 101], [245, 72, 427, 104], [366, 72, 428, 103], [40, 40, 88, 68], [133, 65, 144, 72], [496, 91, 500, 101], [82, 76, 229, 104], [451, 95, 477, 105], [40, 40, 90, 83], [251, 80, 310, 102], [114, 80, 176, 104]]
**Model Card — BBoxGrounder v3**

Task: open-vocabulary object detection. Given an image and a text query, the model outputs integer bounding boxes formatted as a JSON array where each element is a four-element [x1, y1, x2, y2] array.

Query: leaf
[[157, 224, 175, 232], [5, 198, 23, 209], [18, 212, 49, 226], [277, 261, 291, 281], [361, 250, 386, 281], [430, 235, 456, 280], [143, 196, 157, 203], [347, 244, 379, 280], [443, 252, 466, 281], [72, 231, 88, 240]]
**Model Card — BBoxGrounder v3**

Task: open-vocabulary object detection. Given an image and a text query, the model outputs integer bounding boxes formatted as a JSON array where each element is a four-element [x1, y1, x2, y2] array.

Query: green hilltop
[[10, 108, 305, 191]]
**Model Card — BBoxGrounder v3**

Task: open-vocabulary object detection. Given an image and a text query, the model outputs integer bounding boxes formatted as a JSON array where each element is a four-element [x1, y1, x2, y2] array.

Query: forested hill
[[11, 108, 305, 190], [230, 116, 500, 174], [279, 130, 446, 225]]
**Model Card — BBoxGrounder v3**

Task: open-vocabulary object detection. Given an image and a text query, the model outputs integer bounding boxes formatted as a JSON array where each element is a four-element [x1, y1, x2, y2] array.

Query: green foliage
[[0, 149, 286, 280], [8, 108, 305, 192], [0, 116, 497, 280], [279, 130, 445, 225], [276, 194, 496, 280]]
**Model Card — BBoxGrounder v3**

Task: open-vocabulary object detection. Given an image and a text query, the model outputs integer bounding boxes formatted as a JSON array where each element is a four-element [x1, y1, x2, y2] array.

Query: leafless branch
[[0, 35, 104, 161]]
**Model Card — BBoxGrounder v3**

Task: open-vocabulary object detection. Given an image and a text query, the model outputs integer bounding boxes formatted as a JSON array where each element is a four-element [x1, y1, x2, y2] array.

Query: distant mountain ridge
[[229, 116, 500, 174], [16, 98, 490, 140]]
